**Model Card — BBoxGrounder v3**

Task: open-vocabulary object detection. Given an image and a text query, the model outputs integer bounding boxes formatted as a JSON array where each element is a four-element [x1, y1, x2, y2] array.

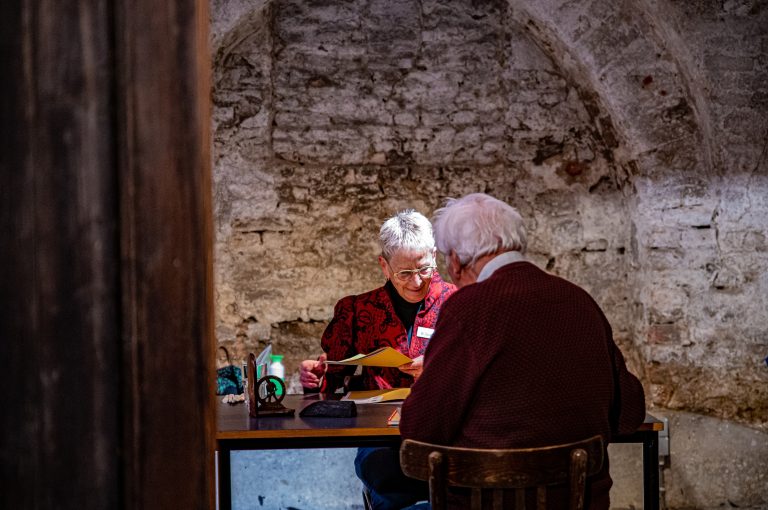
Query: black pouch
[[299, 400, 357, 418]]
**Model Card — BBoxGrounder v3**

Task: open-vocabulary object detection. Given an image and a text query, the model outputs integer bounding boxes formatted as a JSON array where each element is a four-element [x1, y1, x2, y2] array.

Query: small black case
[[299, 400, 357, 418]]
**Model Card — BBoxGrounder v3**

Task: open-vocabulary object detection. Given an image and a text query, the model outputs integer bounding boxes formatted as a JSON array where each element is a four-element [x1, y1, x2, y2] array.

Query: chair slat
[[400, 435, 604, 510], [470, 488, 482, 510], [568, 449, 588, 510], [429, 451, 446, 510], [492, 489, 504, 510], [515, 488, 526, 510]]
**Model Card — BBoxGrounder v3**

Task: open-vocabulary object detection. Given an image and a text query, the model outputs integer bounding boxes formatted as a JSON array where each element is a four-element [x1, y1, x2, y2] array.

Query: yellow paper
[[325, 346, 413, 367], [343, 388, 411, 403], [387, 407, 401, 426]]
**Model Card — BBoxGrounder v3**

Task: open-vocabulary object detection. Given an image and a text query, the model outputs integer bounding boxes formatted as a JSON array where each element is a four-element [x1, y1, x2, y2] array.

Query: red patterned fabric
[[400, 261, 646, 509], [320, 273, 456, 393]]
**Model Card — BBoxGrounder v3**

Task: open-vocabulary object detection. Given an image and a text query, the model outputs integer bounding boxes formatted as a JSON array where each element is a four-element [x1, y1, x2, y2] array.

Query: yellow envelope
[[325, 346, 413, 367], [343, 388, 411, 403]]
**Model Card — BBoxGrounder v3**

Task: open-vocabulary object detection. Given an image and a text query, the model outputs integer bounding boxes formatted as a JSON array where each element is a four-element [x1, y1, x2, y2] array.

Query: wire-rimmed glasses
[[390, 265, 437, 282]]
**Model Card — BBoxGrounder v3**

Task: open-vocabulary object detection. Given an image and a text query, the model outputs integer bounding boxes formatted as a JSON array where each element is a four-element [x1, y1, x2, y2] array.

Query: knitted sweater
[[400, 261, 646, 509], [320, 273, 456, 392]]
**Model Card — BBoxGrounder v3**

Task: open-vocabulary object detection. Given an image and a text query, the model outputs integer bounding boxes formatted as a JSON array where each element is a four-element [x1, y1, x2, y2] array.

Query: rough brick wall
[[628, 0, 768, 433], [212, 0, 634, 388], [211, 0, 768, 506]]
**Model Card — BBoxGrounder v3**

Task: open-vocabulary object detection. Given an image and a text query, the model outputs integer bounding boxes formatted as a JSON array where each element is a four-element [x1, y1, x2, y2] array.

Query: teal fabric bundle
[[216, 365, 244, 395]]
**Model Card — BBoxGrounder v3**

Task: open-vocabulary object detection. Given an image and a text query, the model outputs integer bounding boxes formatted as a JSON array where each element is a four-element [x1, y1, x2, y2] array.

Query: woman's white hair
[[432, 193, 527, 266], [379, 209, 435, 260]]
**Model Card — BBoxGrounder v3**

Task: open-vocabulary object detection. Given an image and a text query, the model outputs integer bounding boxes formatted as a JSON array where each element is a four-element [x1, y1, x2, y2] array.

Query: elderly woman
[[300, 209, 456, 510]]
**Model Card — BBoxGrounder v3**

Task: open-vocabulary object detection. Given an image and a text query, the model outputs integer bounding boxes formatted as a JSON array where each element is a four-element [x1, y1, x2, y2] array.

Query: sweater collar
[[477, 251, 526, 282]]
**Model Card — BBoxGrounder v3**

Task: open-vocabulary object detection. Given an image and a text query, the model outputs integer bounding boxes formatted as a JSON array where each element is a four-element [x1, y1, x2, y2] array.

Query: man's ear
[[448, 251, 462, 276], [378, 255, 390, 281]]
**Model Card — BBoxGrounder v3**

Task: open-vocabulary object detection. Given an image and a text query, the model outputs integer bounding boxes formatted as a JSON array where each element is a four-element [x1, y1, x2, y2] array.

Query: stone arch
[[211, 0, 271, 59], [500, 0, 721, 379], [210, 0, 657, 376], [506, 0, 768, 430], [213, 0, 715, 175], [209, 0, 639, 325], [508, 0, 715, 176]]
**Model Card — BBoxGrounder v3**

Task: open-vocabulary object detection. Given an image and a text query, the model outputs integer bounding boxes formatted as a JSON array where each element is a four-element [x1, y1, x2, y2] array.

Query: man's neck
[[475, 250, 526, 282], [470, 251, 505, 279]]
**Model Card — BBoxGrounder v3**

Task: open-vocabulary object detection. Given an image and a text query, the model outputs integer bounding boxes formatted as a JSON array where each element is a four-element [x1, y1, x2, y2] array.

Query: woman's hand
[[300, 353, 328, 389], [398, 355, 424, 381]]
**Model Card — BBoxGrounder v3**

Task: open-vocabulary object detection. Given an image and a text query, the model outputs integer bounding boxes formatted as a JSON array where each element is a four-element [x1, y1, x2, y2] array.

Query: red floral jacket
[[320, 273, 456, 392]]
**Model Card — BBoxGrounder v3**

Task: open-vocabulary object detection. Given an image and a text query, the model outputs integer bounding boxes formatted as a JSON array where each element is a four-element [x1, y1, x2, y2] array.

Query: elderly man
[[301, 209, 456, 510], [400, 193, 646, 509]]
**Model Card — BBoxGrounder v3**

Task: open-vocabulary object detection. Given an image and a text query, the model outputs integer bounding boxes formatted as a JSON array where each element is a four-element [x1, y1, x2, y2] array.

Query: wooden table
[[217, 394, 664, 510]]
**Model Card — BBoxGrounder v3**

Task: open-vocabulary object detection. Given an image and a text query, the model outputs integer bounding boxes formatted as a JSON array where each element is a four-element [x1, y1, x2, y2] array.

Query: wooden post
[[0, 0, 214, 508]]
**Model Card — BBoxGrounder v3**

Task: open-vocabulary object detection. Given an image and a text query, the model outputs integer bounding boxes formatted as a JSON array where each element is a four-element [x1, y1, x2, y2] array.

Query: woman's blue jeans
[[354, 446, 429, 510]]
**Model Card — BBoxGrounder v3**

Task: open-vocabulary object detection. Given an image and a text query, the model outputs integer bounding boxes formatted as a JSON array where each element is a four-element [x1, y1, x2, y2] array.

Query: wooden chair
[[362, 487, 373, 510], [399, 435, 604, 510]]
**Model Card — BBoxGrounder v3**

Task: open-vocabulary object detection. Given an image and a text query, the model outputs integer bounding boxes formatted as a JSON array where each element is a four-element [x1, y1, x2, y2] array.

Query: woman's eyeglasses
[[390, 265, 437, 282]]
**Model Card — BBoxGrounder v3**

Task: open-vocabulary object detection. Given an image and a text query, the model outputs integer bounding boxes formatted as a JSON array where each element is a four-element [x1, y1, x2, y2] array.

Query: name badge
[[416, 327, 434, 339]]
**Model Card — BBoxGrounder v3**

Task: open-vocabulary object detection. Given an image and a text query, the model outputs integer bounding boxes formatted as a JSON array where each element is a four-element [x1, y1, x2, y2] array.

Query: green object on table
[[269, 354, 285, 396]]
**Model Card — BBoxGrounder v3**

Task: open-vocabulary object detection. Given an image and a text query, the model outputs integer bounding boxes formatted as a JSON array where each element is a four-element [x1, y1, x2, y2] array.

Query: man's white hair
[[432, 193, 527, 266], [379, 209, 435, 260]]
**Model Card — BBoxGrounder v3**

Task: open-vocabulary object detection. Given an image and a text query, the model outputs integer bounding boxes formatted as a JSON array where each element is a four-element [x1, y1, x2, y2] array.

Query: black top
[[385, 280, 423, 336]]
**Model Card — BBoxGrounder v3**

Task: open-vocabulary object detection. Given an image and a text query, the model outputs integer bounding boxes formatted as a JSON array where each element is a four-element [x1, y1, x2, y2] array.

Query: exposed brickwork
[[212, 0, 633, 381], [211, 1, 768, 505]]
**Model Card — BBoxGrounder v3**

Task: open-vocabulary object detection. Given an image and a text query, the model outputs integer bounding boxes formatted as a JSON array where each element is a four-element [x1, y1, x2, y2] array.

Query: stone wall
[[212, 0, 635, 391], [211, 0, 768, 507]]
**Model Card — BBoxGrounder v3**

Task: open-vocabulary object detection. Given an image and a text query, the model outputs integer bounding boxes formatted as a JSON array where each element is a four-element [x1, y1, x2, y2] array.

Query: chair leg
[[362, 487, 373, 510]]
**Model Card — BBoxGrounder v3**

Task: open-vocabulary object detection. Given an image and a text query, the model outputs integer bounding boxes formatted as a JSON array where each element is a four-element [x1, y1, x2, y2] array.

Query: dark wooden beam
[[0, 0, 214, 508], [115, 0, 214, 508], [0, 1, 121, 508]]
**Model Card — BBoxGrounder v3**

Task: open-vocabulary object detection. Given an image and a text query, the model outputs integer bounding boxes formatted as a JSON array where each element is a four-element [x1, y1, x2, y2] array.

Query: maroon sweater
[[400, 261, 645, 509]]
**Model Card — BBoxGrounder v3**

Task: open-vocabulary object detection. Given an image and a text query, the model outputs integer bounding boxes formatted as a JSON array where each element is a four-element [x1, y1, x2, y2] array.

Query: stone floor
[[230, 448, 365, 510]]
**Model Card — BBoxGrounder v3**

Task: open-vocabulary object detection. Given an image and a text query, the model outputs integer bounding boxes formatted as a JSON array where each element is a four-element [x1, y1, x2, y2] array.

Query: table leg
[[642, 432, 659, 510], [218, 445, 232, 510]]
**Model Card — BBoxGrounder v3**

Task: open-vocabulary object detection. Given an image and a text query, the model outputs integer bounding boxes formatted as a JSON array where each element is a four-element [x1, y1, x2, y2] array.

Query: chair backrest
[[400, 435, 604, 510]]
